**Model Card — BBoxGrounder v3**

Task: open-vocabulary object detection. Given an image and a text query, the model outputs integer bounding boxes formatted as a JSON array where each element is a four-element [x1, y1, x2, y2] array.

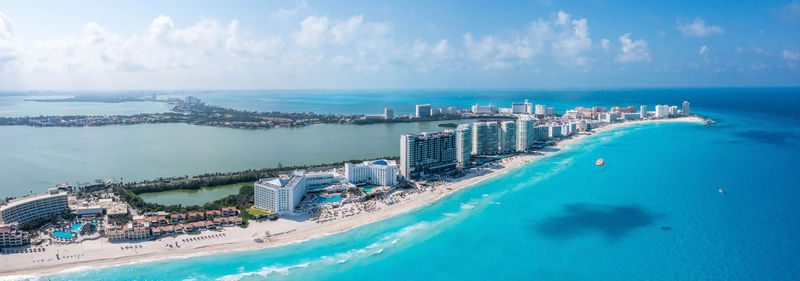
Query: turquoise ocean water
[[42, 94, 800, 280], [1, 89, 799, 280]]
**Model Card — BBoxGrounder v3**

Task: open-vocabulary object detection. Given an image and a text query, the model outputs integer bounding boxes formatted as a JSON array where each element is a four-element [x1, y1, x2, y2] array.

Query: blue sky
[[0, 0, 798, 90]]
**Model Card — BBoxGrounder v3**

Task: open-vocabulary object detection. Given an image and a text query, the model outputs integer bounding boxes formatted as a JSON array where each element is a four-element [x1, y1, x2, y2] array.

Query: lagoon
[[0, 120, 474, 198], [138, 182, 253, 206]]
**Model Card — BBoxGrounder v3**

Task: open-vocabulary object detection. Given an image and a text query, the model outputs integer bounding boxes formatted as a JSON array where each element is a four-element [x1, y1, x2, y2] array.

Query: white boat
[[374, 249, 384, 255]]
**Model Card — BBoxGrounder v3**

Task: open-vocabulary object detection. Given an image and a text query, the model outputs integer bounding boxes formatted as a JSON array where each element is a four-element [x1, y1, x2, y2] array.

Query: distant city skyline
[[1, 0, 799, 90]]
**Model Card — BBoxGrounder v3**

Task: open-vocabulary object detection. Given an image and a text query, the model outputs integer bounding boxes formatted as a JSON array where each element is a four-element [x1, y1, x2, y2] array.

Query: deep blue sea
[[8, 88, 800, 280]]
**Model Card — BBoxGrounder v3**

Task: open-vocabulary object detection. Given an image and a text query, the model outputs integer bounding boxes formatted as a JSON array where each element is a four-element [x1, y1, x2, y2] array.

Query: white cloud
[[293, 15, 389, 48], [0, 11, 17, 69], [461, 10, 594, 69], [551, 11, 592, 66], [0, 11, 13, 40], [293, 16, 329, 47], [600, 38, 610, 50], [615, 33, 650, 63], [699, 45, 709, 55], [784, 49, 800, 60], [677, 17, 724, 37]]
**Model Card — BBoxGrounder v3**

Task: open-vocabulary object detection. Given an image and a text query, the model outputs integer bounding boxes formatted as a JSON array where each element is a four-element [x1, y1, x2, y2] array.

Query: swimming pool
[[69, 222, 83, 232], [318, 195, 343, 203], [52, 231, 75, 239], [361, 187, 373, 193]]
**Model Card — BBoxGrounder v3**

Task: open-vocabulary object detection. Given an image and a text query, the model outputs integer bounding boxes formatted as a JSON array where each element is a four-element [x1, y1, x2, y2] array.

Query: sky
[[0, 0, 799, 90]]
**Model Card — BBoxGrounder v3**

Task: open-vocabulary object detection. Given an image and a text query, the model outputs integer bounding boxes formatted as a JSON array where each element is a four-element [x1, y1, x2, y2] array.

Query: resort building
[[472, 121, 500, 155], [415, 104, 432, 118], [0, 188, 69, 225], [344, 160, 398, 186], [471, 103, 498, 113], [0, 223, 30, 247], [682, 101, 690, 115], [516, 117, 535, 152], [384, 108, 394, 119], [400, 131, 457, 179], [623, 113, 641, 120], [655, 105, 669, 118], [534, 104, 546, 116], [254, 170, 308, 214], [500, 121, 517, 154], [576, 120, 588, 132], [106, 222, 150, 241], [533, 125, 549, 142], [511, 100, 533, 114], [640, 105, 648, 119], [669, 106, 679, 117], [455, 124, 472, 167], [546, 107, 556, 116], [548, 125, 562, 139]]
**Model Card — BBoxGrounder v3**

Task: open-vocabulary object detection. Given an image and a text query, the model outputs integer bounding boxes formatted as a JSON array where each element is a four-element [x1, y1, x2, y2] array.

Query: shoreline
[[0, 116, 706, 280]]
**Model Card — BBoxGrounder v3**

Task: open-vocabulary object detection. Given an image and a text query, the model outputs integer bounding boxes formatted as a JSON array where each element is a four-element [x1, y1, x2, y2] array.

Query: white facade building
[[682, 101, 690, 115], [0, 188, 69, 224], [640, 105, 648, 119], [512, 100, 533, 114], [384, 108, 394, 119], [534, 104, 546, 116], [415, 104, 432, 118], [345, 160, 398, 186], [254, 170, 307, 214], [548, 125, 562, 138], [472, 122, 500, 155], [471, 103, 498, 113], [516, 117, 535, 152], [500, 121, 517, 154], [654, 105, 669, 118], [455, 124, 472, 167]]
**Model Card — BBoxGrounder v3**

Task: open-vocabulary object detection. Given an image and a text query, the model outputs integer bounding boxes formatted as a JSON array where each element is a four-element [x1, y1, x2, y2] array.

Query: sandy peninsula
[[0, 116, 706, 280]]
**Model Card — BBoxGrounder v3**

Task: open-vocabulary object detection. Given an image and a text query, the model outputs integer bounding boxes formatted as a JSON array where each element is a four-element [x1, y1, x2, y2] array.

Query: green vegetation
[[246, 207, 273, 216], [114, 156, 400, 228]]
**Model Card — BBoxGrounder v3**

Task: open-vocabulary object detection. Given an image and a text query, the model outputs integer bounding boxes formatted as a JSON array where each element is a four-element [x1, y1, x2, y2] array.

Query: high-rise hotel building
[[472, 122, 500, 155], [682, 101, 690, 115], [0, 188, 69, 224], [500, 121, 517, 154], [455, 124, 472, 168], [415, 104, 432, 118], [345, 160, 398, 186], [254, 170, 307, 214], [516, 117, 535, 152], [400, 131, 457, 179]]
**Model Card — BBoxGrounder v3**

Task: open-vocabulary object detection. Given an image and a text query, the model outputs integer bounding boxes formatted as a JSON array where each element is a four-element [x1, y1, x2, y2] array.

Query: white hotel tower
[[344, 160, 398, 186], [254, 170, 307, 214]]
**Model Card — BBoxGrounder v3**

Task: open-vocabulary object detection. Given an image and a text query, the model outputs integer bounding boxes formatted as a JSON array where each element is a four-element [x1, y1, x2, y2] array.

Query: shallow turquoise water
[[46, 107, 800, 280]]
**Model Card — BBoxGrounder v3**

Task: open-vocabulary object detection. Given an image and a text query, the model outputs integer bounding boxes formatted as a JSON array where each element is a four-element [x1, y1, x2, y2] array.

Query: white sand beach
[[0, 116, 705, 279]]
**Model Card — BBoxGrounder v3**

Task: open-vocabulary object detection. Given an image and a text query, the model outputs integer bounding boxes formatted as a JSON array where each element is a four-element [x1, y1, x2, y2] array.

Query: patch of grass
[[247, 207, 274, 216]]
